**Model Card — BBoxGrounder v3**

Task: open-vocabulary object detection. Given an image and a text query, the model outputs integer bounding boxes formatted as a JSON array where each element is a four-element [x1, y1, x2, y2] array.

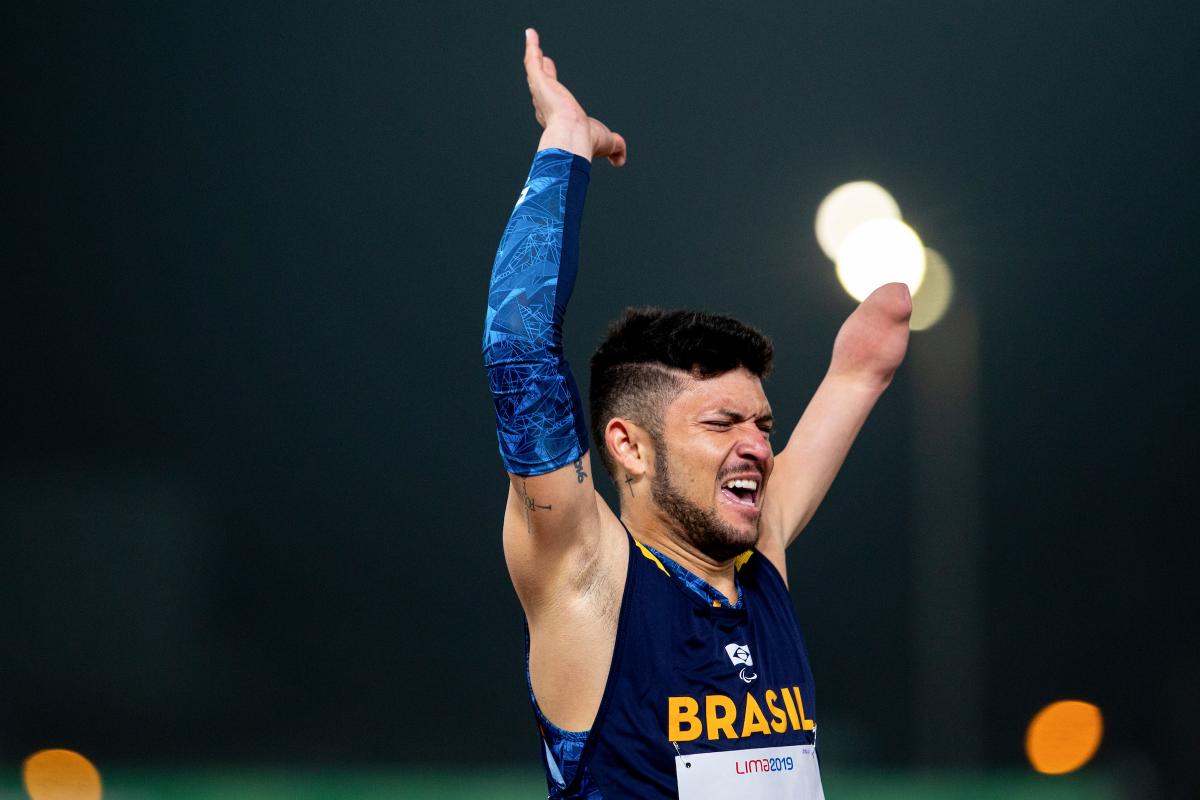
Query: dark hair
[[588, 308, 774, 476]]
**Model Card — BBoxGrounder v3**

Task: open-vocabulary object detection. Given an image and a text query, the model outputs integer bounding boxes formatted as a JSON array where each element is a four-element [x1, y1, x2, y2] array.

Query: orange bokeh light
[[1025, 700, 1104, 775], [22, 749, 102, 800]]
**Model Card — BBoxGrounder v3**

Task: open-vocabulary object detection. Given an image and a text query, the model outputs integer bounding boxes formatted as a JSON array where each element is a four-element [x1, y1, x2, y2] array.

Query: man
[[483, 28, 911, 799]]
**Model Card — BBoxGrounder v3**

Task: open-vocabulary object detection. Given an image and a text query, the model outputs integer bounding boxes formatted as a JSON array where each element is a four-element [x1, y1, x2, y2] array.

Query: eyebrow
[[713, 408, 775, 425]]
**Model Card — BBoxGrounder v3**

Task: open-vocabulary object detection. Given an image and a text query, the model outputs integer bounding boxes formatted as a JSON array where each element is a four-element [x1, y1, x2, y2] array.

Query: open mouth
[[720, 478, 760, 508]]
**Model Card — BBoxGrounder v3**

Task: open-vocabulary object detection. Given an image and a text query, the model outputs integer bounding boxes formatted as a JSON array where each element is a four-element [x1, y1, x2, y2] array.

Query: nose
[[735, 424, 773, 464]]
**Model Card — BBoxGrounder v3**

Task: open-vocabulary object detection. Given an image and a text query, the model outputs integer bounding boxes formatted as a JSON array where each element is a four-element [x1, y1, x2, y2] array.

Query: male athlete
[[483, 29, 911, 799]]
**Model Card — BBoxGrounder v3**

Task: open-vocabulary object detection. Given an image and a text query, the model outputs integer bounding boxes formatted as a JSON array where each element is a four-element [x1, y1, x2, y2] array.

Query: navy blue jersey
[[532, 530, 818, 798]]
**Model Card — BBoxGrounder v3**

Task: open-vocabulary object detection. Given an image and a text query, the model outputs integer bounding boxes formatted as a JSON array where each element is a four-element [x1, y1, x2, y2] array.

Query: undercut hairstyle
[[588, 308, 774, 477]]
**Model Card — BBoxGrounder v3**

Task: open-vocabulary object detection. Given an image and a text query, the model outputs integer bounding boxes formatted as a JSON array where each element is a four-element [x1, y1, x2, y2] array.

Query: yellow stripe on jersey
[[633, 539, 671, 576], [636, 541, 753, 576]]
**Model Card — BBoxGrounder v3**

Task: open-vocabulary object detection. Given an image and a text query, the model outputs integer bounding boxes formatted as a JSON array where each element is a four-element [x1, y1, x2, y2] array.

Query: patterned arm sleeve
[[483, 148, 591, 477]]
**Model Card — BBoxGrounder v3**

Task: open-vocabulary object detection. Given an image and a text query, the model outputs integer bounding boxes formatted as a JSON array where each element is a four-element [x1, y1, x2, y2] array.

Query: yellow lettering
[[705, 695, 740, 740], [668, 696, 702, 742], [792, 686, 816, 730], [740, 692, 772, 737], [780, 687, 802, 730], [764, 689, 789, 734], [672, 689, 809, 742]]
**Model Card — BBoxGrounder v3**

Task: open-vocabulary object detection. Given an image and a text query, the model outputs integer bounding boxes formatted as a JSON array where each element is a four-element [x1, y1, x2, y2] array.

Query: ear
[[605, 417, 653, 478]]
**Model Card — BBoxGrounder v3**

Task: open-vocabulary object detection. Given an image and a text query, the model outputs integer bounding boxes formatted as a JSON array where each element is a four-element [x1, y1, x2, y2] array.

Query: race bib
[[675, 743, 824, 799]]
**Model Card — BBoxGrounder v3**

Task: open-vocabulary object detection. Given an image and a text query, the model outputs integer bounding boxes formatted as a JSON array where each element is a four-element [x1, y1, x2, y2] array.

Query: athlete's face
[[650, 368, 774, 561]]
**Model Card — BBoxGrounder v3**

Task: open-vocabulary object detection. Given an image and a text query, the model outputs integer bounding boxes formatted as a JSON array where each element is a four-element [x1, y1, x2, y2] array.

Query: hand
[[827, 283, 912, 387], [524, 28, 627, 167]]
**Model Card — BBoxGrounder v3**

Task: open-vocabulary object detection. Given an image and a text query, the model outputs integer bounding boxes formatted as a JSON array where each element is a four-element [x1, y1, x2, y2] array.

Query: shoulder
[[749, 529, 789, 587], [742, 547, 788, 593]]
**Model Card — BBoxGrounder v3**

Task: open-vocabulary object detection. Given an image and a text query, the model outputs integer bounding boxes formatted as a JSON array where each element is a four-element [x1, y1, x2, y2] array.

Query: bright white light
[[835, 218, 926, 301], [910, 248, 954, 331], [815, 181, 901, 261]]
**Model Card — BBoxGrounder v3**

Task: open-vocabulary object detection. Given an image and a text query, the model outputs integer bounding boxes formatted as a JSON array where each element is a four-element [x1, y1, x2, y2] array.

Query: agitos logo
[[668, 687, 815, 742]]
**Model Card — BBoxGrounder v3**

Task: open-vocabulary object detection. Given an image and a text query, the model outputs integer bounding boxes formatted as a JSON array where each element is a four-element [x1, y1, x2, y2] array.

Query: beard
[[650, 438, 759, 562]]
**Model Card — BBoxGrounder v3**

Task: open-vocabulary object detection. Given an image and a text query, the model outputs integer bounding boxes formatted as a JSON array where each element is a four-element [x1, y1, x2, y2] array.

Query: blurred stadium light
[[835, 218, 927, 301], [815, 181, 902, 260], [910, 248, 955, 331], [1026, 700, 1105, 775], [22, 749, 101, 800]]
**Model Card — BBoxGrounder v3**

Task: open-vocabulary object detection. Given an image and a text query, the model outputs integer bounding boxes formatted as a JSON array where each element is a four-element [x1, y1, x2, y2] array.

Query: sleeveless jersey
[[532, 531, 819, 798]]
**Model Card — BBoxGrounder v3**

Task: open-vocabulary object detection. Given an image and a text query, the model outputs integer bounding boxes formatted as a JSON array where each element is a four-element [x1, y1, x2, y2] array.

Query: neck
[[620, 501, 739, 604]]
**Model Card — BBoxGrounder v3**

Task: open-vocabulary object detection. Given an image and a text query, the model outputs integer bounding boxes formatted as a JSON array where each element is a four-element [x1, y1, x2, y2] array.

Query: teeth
[[723, 479, 759, 491]]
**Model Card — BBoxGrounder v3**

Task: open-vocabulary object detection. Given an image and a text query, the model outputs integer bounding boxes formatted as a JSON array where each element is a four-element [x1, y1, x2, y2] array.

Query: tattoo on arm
[[524, 494, 552, 512], [520, 479, 552, 515], [574, 459, 587, 484]]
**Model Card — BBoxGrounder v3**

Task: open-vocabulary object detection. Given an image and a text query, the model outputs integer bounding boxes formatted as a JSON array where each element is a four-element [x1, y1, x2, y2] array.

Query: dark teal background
[[5, 1, 1198, 796]]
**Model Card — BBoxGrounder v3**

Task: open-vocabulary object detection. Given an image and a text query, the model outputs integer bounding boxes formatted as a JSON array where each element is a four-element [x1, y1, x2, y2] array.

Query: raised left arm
[[759, 283, 912, 568]]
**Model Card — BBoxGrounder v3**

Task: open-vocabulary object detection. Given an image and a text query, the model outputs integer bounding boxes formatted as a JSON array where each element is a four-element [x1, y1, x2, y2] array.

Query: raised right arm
[[482, 30, 626, 603]]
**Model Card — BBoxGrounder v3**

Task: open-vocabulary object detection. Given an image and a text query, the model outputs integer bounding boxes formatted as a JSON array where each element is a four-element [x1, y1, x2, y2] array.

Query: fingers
[[526, 30, 558, 84], [607, 132, 628, 168], [523, 28, 543, 83]]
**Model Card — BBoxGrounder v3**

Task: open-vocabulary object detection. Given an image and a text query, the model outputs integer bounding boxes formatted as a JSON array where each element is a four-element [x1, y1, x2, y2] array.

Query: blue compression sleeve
[[483, 148, 591, 477]]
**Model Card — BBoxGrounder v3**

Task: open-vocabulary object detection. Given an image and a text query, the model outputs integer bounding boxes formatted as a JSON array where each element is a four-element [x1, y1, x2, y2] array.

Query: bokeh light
[[910, 248, 955, 331], [835, 218, 926, 301], [1025, 700, 1104, 775], [815, 181, 902, 260], [22, 749, 102, 800]]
